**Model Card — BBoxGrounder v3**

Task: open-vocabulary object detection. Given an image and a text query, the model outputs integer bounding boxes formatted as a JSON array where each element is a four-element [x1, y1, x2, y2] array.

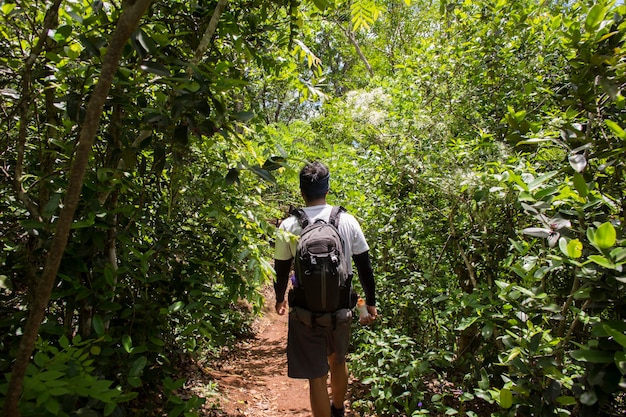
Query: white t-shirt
[[274, 204, 370, 274]]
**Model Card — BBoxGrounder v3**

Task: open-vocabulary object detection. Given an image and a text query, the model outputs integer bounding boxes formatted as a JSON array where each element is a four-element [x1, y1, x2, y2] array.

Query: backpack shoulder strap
[[329, 206, 346, 228], [289, 207, 310, 229]]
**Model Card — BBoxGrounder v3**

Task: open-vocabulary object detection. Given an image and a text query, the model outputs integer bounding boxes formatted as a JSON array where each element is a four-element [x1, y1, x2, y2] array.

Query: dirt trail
[[204, 308, 312, 416], [191, 298, 366, 417]]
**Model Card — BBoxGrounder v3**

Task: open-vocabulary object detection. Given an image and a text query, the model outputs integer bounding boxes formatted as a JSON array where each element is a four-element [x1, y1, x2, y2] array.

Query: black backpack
[[291, 206, 349, 313]]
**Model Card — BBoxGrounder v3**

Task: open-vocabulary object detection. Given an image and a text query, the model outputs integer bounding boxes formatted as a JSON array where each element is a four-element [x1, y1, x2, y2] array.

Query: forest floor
[[182, 297, 360, 417]]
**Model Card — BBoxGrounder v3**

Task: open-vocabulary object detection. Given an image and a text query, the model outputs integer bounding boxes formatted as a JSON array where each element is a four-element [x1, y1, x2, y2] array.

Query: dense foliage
[[1, 0, 625, 416]]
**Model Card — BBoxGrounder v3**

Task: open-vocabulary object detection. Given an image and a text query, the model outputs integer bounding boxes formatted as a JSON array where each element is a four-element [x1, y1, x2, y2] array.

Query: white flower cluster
[[345, 88, 391, 127]]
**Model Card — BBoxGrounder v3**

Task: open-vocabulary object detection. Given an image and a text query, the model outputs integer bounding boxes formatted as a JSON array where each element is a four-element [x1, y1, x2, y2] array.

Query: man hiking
[[274, 161, 377, 417]]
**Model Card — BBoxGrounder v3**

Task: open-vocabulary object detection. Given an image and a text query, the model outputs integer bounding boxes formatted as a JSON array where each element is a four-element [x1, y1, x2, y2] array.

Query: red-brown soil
[[186, 296, 368, 417], [181, 296, 362, 417], [202, 308, 313, 416]]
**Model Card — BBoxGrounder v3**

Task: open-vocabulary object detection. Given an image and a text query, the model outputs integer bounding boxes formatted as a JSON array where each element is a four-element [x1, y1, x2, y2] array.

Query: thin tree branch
[[189, 0, 229, 72], [557, 274, 580, 339], [334, 19, 374, 77]]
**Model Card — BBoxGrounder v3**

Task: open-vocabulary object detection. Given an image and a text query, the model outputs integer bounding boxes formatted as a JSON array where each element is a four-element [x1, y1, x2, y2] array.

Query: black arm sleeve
[[273, 259, 293, 303], [353, 251, 376, 306]]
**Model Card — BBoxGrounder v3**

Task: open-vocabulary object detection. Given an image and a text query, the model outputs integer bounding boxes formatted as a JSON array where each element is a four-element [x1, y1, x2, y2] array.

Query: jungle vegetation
[[1, 0, 625, 416]]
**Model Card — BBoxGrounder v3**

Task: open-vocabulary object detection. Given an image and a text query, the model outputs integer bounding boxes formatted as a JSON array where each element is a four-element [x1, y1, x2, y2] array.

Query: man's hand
[[359, 305, 378, 325], [275, 300, 288, 315]]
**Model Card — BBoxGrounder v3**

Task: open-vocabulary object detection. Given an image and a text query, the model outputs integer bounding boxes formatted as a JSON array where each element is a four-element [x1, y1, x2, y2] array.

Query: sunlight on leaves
[[606, 120, 626, 140], [595, 222, 617, 249], [568, 152, 587, 172], [559, 237, 582, 259]]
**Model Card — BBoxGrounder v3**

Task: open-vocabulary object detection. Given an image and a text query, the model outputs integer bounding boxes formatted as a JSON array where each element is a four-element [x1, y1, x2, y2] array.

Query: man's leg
[[309, 374, 331, 417], [328, 352, 349, 410]]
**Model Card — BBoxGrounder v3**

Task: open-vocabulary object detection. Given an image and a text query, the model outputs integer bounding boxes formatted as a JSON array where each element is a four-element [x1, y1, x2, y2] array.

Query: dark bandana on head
[[300, 172, 330, 196]]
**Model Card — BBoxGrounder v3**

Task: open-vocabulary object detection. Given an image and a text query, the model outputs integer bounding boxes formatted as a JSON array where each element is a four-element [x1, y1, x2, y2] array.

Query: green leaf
[[527, 171, 558, 191], [611, 247, 626, 263], [38, 371, 65, 382], [591, 320, 626, 337], [52, 25, 73, 42], [135, 29, 157, 55], [580, 390, 598, 406], [615, 352, 626, 375], [103, 266, 115, 286], [33, 352, 48, 367], [559, 238, 568, 257], [92, 315, 105, 336], [235, 111, 255, 121], [455, 316, 478, 331], [516, 137, 555, 145], [71, 217, 95, 229], [20, 220, 44, 229], [139, 61, 170, 77], [91, 379, 114, 393], [225, 168, 240, 185], [588, 255, 615, 269], [499, 388, 513, 408], [594, 222, 616, 249], [104, 402, 117, 416], [59, 335, 70, 350], [168, 301, 184, 313], [587, 226, 596, 244], [149, 336, 165, 347], [45, 398, 60, 415], [129, 356, 148, 377], [2, 264, 22, 289], [311, 0, 332, 11], [529, 332, 542, 354], [481, 322, 494, 338], [48, 386, 70, 396], [603, 325, 626, 348], [64, 43, 82, 60], [174, 124, 188, 146], [43, 193, 62, 218], [127, 376, 142, 388], [556, 396, 577, 406], [585, 4, 607, 32], [570, 349, 613, 363], [249, 166, 276, 183], [433, 294, 449, 303], [122, 334, 133, 353], [1, 3, 16, 14], [568, 153, 587, 172], [567, 239, 583, 259], [262, 156, 286, 171], [573, 286, 591, 300], [478, 368, 490, 390], [606, 120, 626, 140], [572, 173, 588, 198]]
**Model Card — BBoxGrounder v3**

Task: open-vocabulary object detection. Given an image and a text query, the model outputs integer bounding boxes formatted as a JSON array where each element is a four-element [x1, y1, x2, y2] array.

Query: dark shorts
[[287, 307, 353, 379]]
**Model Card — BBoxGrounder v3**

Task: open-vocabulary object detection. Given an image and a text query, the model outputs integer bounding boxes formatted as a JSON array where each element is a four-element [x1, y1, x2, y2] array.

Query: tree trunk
[[3, 1, 154, 415]]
